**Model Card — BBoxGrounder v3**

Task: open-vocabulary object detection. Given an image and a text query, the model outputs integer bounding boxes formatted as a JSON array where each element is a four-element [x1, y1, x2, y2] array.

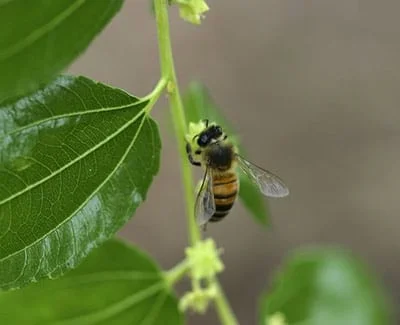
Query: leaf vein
[[4, 96, 145, 138], [0, 0, 87, 61], [51, 282, 164, 325], [0, 109, 149, 262], [0, 110, 146, 207]]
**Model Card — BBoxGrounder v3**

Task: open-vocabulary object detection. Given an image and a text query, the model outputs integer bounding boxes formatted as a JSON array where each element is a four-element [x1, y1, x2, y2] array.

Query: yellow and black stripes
[[210, 172, 238, 222]]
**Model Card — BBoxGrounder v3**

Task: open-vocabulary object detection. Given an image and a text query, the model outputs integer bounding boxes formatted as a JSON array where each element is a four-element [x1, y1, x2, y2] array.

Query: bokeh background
[[70, 1, 400, 323]]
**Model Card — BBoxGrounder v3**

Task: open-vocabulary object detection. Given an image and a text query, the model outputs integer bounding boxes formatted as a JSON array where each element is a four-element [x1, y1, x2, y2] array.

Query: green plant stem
[[143, 78, 167, 113], [214, 282, 239, 325], [164, 260, 190, 288], [153, 2, 239, 324], [154, 0, 200, 245]]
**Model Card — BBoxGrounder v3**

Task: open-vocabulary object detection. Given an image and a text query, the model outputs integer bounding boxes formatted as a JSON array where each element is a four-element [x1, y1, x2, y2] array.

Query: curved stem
[[164, 260, 190, 288], [143, 78, 168, 113], [214, 282, 239, 325], [154, 0, 200, 245]]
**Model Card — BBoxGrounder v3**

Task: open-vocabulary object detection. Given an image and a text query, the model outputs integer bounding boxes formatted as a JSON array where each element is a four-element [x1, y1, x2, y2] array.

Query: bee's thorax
[[204, 142, 234, 171]]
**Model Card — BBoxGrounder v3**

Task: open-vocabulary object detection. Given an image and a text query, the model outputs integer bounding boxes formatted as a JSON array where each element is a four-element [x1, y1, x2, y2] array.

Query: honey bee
[[185, 119, 289, 227]]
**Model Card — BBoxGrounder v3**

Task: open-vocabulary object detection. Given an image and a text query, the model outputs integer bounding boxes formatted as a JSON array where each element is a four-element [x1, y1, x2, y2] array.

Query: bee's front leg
[[186, 142, 201, 166], [189, 155, 201, 167]]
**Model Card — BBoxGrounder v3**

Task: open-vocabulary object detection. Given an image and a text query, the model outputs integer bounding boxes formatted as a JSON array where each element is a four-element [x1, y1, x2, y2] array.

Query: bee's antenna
[[202, 119, 209, 127]]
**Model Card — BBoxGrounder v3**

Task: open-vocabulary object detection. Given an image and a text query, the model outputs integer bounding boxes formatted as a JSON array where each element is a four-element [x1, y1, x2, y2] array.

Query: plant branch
[[164, 260, 190, 288], [154, 0, 200, 245], [214, 282, 239, 325], [143, 78, 168, 113], [153, 2, 239, 324]]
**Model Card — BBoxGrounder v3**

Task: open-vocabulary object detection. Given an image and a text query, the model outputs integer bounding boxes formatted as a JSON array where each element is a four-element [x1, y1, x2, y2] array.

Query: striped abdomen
[[211, 172, 238, 222]]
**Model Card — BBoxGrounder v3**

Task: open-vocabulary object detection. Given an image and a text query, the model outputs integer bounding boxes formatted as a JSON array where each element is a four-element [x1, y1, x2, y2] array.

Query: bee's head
[[197, 125, 223, 147], [185, 120, 226, 150]]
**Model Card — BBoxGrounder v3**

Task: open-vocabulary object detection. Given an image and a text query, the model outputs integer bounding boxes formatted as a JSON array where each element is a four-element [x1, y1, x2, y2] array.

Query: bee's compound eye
[[198, 134, 208, 146], [216, 126, 222, 135]]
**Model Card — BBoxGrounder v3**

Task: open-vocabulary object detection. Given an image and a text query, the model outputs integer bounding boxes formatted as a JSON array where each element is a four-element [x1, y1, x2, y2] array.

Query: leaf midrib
[[24, 271, 161, 294], [51, 282, 164, 325], [0, 108, 149, 263], [0, 0, 87, 61], [0, 106, 146, 206], [2, 98, 141, 139], [55, 271, 161, 286]]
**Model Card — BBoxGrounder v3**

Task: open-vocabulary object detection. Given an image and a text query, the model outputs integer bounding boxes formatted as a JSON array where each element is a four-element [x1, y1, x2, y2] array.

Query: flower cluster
[[172, 0, 209, 24], [186, 238, 224, 280], [179, 239, 224, 313], [179, 283, 218, 313]]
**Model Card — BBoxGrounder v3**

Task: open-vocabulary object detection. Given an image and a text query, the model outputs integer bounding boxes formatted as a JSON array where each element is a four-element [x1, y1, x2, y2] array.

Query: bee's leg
[[201, 223, 208, 232], [186, 142, 201, 166], [189, 156, 201, 167], [185, 142, 191, 155]]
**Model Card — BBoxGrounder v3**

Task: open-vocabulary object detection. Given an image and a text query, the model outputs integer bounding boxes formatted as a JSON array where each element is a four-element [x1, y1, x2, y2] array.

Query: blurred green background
[[69, 1, 400, 323]]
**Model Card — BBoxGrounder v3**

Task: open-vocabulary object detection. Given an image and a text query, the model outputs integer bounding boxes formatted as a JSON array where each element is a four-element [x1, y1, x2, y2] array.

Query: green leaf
[[259, 248, 392, 325], [0, 75, 161, 290], [150, 0, 155, 16], [0, 0, 123, 100], [0, 239, 183, 325], [183, 81, 269, 226]]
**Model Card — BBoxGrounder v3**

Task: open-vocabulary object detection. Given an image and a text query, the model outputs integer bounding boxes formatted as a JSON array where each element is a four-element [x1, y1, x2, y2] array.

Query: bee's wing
[[236, 154, 289, 197], [195, 167, 216, 226]]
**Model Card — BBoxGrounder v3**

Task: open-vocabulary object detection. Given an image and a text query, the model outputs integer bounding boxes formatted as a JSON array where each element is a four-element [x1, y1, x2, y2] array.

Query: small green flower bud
[[266, 312, 287, 325], [179, 289, 208, 313], [173, 0, 209, 25], [179, 283, 218, 314], [185, 239, 224, 280]]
